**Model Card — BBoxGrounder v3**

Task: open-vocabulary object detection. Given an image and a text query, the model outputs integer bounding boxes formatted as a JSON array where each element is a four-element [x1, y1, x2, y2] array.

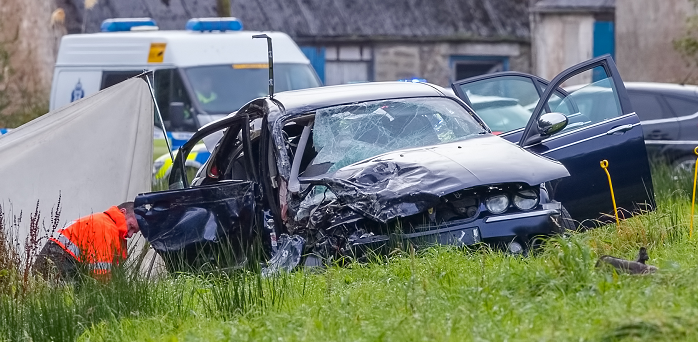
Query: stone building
[[529, 0, 615, 84], [57, 0, 532, 87], [229, 0, 532, 86], [615, 0, 697, 83]]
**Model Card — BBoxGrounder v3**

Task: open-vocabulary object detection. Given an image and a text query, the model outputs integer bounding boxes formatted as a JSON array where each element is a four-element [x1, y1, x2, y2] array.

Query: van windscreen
[[184, 63, 321, 114]]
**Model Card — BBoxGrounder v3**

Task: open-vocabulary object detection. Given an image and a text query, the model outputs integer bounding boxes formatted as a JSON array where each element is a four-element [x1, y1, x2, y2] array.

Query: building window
[[451, 56, 509, 82], [324, 45, 373, 85]]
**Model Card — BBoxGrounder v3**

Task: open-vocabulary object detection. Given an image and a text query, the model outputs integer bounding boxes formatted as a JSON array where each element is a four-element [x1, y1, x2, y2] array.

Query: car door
[[627, 90, 680, 160], [453, 55, 654, 224], [134, 114, 260, 272]]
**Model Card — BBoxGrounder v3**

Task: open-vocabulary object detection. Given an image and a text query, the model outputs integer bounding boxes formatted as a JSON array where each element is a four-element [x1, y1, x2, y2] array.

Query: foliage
[[0, 13, 49, 128], [3, 164, 698, 341], [673, 0, 698, 83]]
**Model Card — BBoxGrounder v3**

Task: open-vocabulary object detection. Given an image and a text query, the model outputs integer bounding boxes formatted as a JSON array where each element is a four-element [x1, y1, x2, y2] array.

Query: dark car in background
[[625, 82, 698, 171], [134, 55, 654, 272]]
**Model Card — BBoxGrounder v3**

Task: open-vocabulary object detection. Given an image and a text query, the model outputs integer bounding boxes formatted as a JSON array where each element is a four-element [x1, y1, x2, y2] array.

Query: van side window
[[154, 69, 172, 125], [100, 71, 142, 90], [153, 69, 196, 131]]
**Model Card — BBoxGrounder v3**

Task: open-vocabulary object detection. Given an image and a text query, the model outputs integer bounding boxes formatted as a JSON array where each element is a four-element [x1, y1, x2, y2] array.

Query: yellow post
[[690, 147, 698, 238], [600, 160, 620, 226]]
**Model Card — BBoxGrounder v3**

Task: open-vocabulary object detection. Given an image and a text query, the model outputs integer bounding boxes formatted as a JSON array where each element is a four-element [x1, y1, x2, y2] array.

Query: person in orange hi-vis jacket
[[33, 202, 140, 281]]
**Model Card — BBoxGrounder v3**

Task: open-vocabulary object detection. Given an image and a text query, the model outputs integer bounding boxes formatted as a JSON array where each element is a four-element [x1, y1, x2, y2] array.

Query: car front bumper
[[348, 204, 562, 250]]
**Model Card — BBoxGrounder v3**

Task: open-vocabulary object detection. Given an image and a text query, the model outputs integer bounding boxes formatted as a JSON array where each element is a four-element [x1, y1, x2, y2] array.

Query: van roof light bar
[[101, 18, 158, 32], [186, 17, 243, 32]]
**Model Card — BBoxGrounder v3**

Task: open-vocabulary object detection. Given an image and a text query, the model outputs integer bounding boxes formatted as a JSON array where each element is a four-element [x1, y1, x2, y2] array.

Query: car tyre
[[673, 156, 696, 174]]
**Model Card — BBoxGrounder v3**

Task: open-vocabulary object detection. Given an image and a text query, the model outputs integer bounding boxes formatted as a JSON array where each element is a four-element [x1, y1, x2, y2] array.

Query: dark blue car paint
[[453, 55, 655, 224], [134, 180, 258, 271]]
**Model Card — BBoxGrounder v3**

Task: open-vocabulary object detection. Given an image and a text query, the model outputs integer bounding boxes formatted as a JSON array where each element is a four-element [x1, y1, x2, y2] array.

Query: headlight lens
[[514, 189, 539, 210], [486, 194, 509, 214]]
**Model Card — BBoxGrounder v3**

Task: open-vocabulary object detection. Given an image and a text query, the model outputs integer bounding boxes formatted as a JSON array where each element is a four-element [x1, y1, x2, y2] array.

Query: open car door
[[134, 114, 260, 272], [452, 55, 655, 224]]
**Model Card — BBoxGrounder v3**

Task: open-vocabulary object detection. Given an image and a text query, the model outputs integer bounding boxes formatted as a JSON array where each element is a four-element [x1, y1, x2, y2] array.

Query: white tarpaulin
[[0, 78, 153, 255]]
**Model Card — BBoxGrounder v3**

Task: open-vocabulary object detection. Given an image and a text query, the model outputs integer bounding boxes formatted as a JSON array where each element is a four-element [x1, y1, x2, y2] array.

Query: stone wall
[[531, 12, 594, 84], [373, 41, 531, 87], [615, 0, 696, 83]]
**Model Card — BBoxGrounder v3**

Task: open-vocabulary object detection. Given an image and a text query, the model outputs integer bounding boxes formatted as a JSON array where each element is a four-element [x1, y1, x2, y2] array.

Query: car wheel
[[673, 156, 697, 174]]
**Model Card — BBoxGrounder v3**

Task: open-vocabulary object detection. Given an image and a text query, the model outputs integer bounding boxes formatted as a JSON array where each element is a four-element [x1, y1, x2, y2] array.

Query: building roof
[[56, 0, 219, 34], [531, 0, 615, 13], [230, 0, 531, 43], [58, 0, 531, 42]]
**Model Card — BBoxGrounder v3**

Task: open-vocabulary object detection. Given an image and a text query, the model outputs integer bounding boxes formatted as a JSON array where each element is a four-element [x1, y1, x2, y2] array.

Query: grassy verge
[[4, 164, 698, 341]]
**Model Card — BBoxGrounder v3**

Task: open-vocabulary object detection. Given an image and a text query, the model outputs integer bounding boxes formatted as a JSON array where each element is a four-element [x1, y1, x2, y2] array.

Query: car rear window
[[628, 92, 665, 120], [664, 95, 698, 117]]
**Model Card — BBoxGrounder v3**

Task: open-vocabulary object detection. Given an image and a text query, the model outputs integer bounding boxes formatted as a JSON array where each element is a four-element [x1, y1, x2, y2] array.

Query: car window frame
[[627, 90, 674, 121], [168, 113, 251, 189], [451, 72, 573, 138], [520, 56, 633, 147]]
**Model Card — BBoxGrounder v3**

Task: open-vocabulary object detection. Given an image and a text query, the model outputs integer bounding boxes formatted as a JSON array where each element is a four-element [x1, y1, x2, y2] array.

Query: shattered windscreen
[[305, 97, 486, 176]]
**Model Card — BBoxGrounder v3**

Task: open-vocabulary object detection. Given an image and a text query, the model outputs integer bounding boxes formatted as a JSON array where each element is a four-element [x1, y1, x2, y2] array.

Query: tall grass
[[0, 201, 284, 341], [4, 162, 698, 341]]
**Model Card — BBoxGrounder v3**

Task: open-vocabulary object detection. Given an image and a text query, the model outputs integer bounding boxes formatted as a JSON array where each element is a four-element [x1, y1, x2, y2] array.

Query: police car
[[50, 17, 322, 180]]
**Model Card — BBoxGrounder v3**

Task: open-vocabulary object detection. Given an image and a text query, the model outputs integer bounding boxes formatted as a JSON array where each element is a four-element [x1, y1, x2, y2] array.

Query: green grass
[[5, 164, 698, 341], [153, 138, 170, 162]]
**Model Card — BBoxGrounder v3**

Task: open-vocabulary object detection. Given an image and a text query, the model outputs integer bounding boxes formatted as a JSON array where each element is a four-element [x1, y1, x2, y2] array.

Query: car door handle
[[606, 124, 634, 135]]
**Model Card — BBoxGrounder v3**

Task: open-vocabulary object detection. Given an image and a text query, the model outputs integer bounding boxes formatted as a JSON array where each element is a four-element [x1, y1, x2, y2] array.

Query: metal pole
[[252, 34, 274, 97], [142, 72, 175, 163]]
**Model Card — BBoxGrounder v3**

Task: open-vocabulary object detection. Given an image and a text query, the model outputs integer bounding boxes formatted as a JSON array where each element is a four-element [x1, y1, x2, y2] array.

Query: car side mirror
[[169, 102, 185, 129], [538, 112, 568, 136], [522, 112, 569, 146]]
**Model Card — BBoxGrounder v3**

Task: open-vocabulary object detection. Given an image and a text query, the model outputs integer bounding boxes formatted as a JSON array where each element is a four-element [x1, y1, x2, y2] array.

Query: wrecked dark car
[[134, 56, 655, 271]]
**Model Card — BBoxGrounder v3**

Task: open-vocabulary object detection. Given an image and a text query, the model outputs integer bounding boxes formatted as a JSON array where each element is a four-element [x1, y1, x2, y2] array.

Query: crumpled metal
[[302, 135, 569, 223], [262, 234, 305, 276], [134, 181, 258, 270]]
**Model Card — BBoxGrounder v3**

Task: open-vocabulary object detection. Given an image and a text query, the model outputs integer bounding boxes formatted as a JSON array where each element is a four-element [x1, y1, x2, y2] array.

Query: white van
[[50, 17, 321, 145]]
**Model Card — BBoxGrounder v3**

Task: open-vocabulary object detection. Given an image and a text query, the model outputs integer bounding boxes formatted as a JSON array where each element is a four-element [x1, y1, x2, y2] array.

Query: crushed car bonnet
[[300, 134, 570, 223]]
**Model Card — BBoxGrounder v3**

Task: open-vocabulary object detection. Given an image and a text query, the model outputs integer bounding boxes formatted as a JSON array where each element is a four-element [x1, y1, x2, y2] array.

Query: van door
[[452, 56, 655, 224], [50, 69, 102, 110]]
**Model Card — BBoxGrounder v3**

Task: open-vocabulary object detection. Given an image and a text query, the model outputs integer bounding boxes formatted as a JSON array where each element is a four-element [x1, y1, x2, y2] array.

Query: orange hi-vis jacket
[[50, 206, 128, 277]]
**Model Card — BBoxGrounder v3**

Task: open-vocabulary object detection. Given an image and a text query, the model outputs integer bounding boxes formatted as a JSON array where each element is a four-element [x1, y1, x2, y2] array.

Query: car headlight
[[485, 194, 509, 214], [513, 189, 539, 211]]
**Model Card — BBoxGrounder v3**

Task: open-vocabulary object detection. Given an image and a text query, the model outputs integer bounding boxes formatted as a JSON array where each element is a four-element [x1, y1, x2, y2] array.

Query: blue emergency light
[[185, 17, 243, 32], [100, 18, 157, 32], [398, 78, 428, 83]]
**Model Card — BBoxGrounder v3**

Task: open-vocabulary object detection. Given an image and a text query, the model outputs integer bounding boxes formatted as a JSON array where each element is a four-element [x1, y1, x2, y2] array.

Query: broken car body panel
[[303, 135, 568, 223], [134, 60, 655, 269], [134, 181, 258, 270]]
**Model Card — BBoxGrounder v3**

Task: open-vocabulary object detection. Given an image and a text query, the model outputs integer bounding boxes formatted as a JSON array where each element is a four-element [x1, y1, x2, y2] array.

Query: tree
[[673, 0, 698, 84]]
